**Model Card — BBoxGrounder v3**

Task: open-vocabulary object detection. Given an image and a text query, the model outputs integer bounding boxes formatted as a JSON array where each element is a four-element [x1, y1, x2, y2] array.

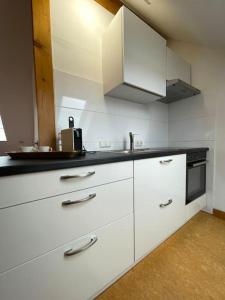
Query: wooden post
[[32, 0, 56, 148]]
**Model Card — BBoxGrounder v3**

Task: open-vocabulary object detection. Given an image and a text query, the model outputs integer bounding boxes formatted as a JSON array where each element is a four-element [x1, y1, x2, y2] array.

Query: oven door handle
[[189, 160, 208, 168]]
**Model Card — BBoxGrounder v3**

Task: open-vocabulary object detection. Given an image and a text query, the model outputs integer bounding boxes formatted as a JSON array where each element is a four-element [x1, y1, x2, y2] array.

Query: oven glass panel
[[186, 164, 206, 204]]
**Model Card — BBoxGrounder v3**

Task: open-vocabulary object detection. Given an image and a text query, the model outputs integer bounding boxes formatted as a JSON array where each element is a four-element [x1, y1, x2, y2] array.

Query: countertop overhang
[[0, 147, 209, 177]]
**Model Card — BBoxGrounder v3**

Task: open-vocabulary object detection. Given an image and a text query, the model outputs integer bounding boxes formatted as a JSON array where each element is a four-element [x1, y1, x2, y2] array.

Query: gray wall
[[0, 0, 35, 154]]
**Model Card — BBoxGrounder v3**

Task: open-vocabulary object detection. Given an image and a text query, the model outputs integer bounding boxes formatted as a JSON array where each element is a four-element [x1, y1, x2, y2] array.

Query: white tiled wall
[[51, 0, 168, 151], [55, 70, 168, 150], [167, 40, 225, 212], [168, 97, 215, 213]]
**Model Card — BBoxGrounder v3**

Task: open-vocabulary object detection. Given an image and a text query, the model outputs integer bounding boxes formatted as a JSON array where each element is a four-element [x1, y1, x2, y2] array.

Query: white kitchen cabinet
[[167, 47, 191, 83], [0, 179, 133, 273], [102, 6, 166, 104], [134, 155, 186, 260], [0, 160, 134, 299], [0, 161, 133, 209], [0, 154, 199, 299], [0, 214, 134, 300]]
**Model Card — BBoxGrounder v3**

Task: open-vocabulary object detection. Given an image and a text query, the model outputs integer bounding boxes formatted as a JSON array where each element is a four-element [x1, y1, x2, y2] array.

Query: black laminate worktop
[[0, 147, 209, 177]]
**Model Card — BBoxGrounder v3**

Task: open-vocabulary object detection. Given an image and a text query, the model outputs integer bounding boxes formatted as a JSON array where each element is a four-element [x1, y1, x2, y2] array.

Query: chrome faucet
[[129, 132, 139, 151], [129, 132, 134, 151]]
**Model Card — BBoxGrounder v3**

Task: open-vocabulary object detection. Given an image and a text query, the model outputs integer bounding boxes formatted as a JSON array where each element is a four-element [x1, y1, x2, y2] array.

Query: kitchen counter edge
[[0, 147, 209, 177]]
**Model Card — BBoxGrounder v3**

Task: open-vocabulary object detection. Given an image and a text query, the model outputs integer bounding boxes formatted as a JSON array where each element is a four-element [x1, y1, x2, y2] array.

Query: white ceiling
[[124, 0, 225, 49]]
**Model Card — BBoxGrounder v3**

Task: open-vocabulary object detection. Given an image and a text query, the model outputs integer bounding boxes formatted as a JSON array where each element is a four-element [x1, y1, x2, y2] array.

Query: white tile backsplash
[[148, 101, 169, 123], [54, 70, 153, 120], [169, 94, 216, 122], [169, 115, 215, 142], [167, 41, 220, 212], [56, 106, 150, 143], [55, 70, 168, 151]]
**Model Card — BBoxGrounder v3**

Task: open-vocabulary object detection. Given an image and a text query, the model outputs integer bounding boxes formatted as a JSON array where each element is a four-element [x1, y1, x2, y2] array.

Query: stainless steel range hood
[[157, 79, 201, 104]]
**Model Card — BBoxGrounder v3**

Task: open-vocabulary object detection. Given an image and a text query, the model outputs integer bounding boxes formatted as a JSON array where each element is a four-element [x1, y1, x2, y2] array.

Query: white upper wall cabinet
[[167, 47, 191, 84], [102, 7, 166, 104]]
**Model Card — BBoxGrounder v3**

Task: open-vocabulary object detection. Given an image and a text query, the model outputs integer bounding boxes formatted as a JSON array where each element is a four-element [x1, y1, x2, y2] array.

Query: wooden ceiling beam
[[95, 0, 123, 15], [95, 0, 167, 38]]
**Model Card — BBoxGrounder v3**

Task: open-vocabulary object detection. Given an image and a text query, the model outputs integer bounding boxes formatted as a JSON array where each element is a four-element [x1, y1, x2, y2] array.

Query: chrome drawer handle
[[60, 171, 95, 180], [62, 193, 96, 206], [191, 160, 207, 168], [159, 199, 173, 208], [64, 236, 98, 256], [160, 159, 173, 164]]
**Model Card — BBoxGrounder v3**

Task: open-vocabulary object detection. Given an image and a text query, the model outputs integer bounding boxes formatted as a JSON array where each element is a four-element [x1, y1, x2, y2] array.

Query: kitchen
[[0, 0, 225, 299]]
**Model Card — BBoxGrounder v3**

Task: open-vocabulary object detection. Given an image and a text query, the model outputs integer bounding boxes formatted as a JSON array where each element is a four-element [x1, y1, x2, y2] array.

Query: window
[[0, 116, 7, 141]]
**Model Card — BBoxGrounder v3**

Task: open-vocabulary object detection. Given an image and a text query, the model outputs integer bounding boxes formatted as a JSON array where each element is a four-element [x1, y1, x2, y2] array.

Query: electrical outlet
[[104, 140, 111, 148], [135, 140, 143, 147]]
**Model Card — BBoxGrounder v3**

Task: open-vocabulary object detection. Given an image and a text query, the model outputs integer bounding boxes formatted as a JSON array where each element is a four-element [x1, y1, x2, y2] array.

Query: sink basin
[[108, 148, 160, 154], [106, 147, 181, 154]]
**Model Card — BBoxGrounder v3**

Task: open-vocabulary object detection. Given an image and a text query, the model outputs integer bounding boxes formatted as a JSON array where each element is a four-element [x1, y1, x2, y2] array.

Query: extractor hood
[[157, 79, 201, 104]]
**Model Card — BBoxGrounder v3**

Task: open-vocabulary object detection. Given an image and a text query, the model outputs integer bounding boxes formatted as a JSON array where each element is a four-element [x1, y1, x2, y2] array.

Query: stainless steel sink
[[107, 147, 180, 154], [108, 148, 160, 154]]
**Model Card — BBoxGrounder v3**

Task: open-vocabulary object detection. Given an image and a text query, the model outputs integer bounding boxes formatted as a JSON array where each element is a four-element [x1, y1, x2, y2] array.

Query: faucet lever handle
[[129, 132, 139, 151], [129, 132, 139, 136]]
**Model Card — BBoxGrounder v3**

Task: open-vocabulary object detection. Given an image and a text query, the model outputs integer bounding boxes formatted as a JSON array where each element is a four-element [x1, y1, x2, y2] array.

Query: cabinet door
[[134, 155, 186, 260], [167, 47, 191, 83], [0, 215, 134, 300], [123, 7, 166, 97]]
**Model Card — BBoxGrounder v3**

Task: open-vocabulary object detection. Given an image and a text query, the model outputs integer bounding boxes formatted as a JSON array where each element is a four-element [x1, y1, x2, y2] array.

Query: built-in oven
[[186, 151, 207, 205]]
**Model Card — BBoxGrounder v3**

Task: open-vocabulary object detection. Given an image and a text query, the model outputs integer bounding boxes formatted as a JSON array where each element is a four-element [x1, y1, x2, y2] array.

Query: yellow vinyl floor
[[97, 212, 225, 300]]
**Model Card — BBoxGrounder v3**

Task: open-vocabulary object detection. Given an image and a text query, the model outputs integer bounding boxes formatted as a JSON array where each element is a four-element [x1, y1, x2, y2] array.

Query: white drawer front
[[135, 192, 186, 260], [0, 179, 133, 273], [0, 214, 134, 300], [134, 155, 186, 210], [0, 161, 133, 208]]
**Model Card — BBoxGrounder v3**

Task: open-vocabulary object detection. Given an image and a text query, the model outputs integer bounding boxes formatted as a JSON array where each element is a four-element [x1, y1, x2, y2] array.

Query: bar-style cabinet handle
[[159, 199, 173, 208], [64, 236, 98, 256], [160, 159, 173, 164], [191, 160, 207, 168], [62, 193, 96, 206], [60, 171, 95, 180]]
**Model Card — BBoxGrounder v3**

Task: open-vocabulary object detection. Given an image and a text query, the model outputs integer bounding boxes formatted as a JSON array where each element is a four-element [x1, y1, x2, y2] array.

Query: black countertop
[[0, 147, 209, 177]]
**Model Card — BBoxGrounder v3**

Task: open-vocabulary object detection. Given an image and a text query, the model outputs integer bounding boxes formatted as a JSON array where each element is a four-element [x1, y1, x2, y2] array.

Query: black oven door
[[186, 160, 206, 205]]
